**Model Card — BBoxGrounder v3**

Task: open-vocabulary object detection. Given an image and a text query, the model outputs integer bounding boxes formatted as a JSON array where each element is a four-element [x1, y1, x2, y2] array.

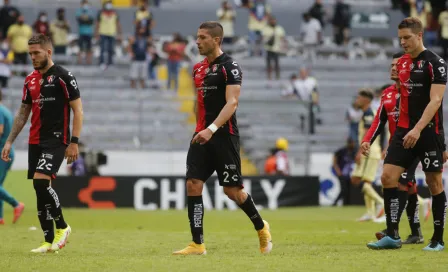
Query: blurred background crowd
[[0, 0, 447, 179]]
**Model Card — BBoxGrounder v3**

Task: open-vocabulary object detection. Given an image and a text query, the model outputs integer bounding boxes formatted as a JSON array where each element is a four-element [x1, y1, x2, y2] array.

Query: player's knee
[[425, 172, 443, 195], [381, 171, 397, 188], [223, 187, 245, 203], [33, 178, 50, 192], [186, 179, 203, 196]]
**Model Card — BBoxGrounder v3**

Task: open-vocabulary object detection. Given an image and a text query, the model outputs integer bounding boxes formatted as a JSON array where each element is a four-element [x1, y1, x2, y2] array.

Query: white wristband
[[208, 123, 218, 133]]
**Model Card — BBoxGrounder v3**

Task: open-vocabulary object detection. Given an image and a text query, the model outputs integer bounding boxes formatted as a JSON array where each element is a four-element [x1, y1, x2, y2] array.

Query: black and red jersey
[[396, 50, 447, 133], [193, 53, 242, 136], [22, 65, 80, 147], [363, 84, 400, 144]]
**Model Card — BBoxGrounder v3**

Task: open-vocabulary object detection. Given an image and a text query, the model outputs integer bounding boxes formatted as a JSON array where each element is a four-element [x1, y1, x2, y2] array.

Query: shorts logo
[[47, 75, 54, 84], [224, 164, 236, 170]]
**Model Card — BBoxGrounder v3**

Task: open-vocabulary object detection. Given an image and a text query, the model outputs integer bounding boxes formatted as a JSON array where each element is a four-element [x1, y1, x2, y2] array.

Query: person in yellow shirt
[[439, 7, 448, 61], [350, 89, 384, 222], [262, 16, 285, 81], [6, 15, 32, 65], [96, 0, 122, 69], [246, 0, 270, 56], [134, 0, 154, 38], [50, 8, 70, 55]]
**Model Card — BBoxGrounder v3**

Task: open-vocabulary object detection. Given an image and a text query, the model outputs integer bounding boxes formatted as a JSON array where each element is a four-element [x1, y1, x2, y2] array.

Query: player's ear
[[47, 48, 52, 57]]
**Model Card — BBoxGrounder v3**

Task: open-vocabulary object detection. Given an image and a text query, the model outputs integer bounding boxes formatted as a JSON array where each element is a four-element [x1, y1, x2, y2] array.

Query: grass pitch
[[1, 171, 448, 272]]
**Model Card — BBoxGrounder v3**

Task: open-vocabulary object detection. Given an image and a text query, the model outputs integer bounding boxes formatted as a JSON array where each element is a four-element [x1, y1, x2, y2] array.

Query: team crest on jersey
[[39, 79, 43, 85], [212, 64, 218, 72], [417, 60, 425, 69], [47, 75, 54, 84]]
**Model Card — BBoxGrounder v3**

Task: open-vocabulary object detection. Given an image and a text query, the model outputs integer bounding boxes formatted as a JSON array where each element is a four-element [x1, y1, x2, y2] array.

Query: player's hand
[[381, 150, 387, 160], [191, 129, 213, 145], [443, 151, 448, 164], [403, 127, 421, 149], [360, 142, 370, 157], [65, 143, 79, 164], [355, 151, 361, 165], [1, 141, 12, 162]]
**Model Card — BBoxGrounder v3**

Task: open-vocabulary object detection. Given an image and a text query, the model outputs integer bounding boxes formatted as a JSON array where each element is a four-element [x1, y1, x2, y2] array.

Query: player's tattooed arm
[[6, 103, 31, 144]]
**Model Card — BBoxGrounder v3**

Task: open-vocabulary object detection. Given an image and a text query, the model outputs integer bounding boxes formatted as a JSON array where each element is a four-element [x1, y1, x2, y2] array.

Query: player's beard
[[35, 55, 49, 70]]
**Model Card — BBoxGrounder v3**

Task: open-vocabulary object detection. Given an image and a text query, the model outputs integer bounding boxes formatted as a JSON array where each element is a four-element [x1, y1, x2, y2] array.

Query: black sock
[[238, 194, 264, 230], [188, 196, 204, 244], [398, 190, 408, 220], [406, 193, 421, 237], [33, 179, 67, 229], [35, 192, 54, 243], [431, 191, 447, 243], [384, 187, 400, 239]]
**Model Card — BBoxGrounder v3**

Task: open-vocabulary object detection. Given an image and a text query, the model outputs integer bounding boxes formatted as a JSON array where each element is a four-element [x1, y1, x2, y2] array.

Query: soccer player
[[172, 21, 272, 255], [366, 17, 448, 251], [1, 34, 83, 253], [350, 88, 385, 222], [0, 91, 25, 225], [361, 52, 435, 245]]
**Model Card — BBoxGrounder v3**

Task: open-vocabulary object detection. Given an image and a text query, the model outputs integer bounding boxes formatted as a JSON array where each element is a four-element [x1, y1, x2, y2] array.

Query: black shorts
[[399, 157, 419, 187], [385, 127, 444, 172], [266, 51, 279, 69], [78, 35, 93, 51], [186, 133, 242, 187], [28, 144, 67, 179]]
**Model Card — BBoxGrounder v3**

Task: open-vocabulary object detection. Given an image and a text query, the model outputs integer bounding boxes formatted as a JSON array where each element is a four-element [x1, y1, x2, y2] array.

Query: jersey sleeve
[[22, 83, 31, 104], [59, 71, 81, 101], [429, 57, 447, 84], [362, 99, 387, 144], [223, 61, 242, 86]]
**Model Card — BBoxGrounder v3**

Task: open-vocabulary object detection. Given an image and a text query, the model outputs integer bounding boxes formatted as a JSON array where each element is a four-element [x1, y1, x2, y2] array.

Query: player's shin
[[383, 187, 400, 239], [188, 196, 204, 244], [406, 193, 422, 237], [35, 195, 54, 243], [238, 193, 264, 230], [33, 179, 67, 229], [431, 191, 447, 243]]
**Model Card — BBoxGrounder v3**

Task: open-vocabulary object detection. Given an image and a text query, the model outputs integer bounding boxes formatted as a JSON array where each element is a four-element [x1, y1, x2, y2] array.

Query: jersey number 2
[[37, 158, 53, 171]]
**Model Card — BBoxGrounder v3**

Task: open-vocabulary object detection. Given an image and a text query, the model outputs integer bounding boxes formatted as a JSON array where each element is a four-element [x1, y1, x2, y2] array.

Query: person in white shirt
[[263, 16, 286, 80], [217, 1, 236, 44], [300, 13, 322, 62]]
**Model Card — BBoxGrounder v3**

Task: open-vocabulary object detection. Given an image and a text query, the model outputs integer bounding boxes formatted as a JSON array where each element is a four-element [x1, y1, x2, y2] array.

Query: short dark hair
[[398, 17, 423, 34], [393, 52, 404, 59], [199, 21, 224, 42], [358, 88, 374, 100], [28, 34, 52, 49]]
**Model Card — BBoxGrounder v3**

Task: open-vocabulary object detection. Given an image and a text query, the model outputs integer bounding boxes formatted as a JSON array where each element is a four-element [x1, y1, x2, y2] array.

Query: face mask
[[40, 16, 47, 22], [105, 3, 112, 10]]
